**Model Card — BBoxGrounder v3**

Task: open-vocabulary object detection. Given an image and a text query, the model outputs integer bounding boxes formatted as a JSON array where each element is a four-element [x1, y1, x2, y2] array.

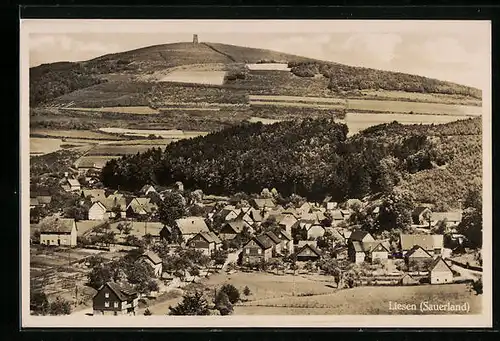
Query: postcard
[[20, 19, 492, 328]]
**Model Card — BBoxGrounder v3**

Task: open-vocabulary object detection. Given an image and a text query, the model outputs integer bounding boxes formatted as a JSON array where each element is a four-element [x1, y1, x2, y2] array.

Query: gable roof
[[306, 224, 325, 232], [248, 208, 263, 222], [141, 184, 156, 192], [82, 189, 106, 200], [349, 230, 372, 242], [297, 243, 322, 257], [222, 219, 245, 234], [413, 206, 431, 219], [175, 217, 210, 235], [264, 231, 281, 244], [429, 257, 453, 273], [207, 231, 222, 244], [90, 201, 107, 212], [400, 234, 444, 251], [39, 217, 76, 233], [141, 251, 162, 264], [351, 240, 390, 253], [252, 198, 276, 209], [75, 220, 107, 237], [101, 282, 138, 301], [330, 210, 345, 220], [253, 235, 274, 250], [278, 229, 293, 241], [67, 178, 80, 187], [300, 213, 318, 223], [279, 215, 299, 229], [431, 211, 463, 223], [405, 245, 433, 258], [101, 195, 127, 211]]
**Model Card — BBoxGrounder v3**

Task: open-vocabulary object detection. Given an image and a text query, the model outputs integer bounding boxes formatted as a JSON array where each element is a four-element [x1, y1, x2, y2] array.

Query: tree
[[214, 291, 233, 316], [304, 261, 315, 272], [168, 291, 210, 316], [458, 186, 482, 249], [219, 284, 240, 304], [48, 297, 72, 315], [30, 290, 49, 315], [243, 286, 251, 296], [211, 249, 228, 266], [374, 191, 414, 234], [470, 278, 483, 295], [144, 308, 152, 316], [87, 264, 117, 289], [158, 192, 186, 226]]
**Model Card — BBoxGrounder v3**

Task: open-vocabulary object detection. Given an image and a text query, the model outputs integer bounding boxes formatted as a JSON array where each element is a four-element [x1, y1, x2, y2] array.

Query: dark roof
[[405, 245, 433, 258], [349, 229, 371, 242], [39, 217, 76, 233], [351, 240, 390, 253], [297, 243, 322, 257], [102, 282, 138, 301], [140, 251, 162, 264], [264, 231, 281, 244], [254, 235, 274, 250], [278, 229, 293, 241], [223, 220, 245, 234], [351, 241, 365, 252], [413, 206, 431, 219]]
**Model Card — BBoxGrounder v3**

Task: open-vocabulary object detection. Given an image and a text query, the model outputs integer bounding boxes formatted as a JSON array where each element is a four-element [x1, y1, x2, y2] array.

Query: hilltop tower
[[193, 34, 199, 44]]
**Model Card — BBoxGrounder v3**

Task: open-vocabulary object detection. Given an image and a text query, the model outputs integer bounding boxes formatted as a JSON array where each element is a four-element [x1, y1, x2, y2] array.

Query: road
[[451, 264, 482, 281], [221, 249, 241, 271]]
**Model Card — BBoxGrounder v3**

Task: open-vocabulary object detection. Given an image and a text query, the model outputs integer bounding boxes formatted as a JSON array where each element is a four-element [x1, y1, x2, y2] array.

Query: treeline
[[101, 118, 450, 202], [288, 61, 482, 99]]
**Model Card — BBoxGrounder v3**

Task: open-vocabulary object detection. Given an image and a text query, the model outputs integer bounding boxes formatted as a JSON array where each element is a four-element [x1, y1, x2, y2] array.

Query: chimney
[[193, 34, 199, 44]]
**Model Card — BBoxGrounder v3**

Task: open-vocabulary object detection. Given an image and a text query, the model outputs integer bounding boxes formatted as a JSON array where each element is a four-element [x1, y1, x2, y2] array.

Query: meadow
[[60, 106, 160, 115], [235, 283, 481, 315], [159, 70, 227, 86]]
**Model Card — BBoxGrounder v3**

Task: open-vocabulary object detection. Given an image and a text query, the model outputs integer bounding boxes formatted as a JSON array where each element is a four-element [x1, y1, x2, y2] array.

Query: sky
[[25, 20, 490, 89]]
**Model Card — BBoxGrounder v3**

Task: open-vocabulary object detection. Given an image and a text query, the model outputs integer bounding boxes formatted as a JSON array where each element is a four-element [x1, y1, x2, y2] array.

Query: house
[[300, 213, 319, 225], [219, 220, 246, 240], [412, 206, 433, 226], [306, 224, 326, 240], [242, 235, 274, 265], [173, 217, 210, 241], [278, 215, 299, 234], [296, 240, 318, 252], [126, 198, 157, 217], [39, 217, 78, 246], [136, 251, 163, 277], [404, 245, 434, 268], [330, 210, 347, 227], [349, 230, 375, 243], [81, 189, 107, 202], [76, 159, 100, 175], [297, 202, 313, 215], [111, 221, 165, 243], [250, 198, 276, 211], [399, 274, 419, 286], [102, 195, 128, 218], [30, 195, 52, 208], [430, 211, 463, 229], [296, 243, 322, 262], [348, 239, 390, 264], [61, 178, 81, 192], [88, 201, 108, 221], [260, 231, 282, 255], [247, 208, 264, 225], [326, 227, 347, 246], [322, 196, 338, 210], [429, 257, 454, 284], [400, 234, 444, 257], [276, 229, 294, 255], [140, 184, 157, 196], [30, 197, 39, 209], [92, 282, 139, 316], [187, 231, 222, 256]]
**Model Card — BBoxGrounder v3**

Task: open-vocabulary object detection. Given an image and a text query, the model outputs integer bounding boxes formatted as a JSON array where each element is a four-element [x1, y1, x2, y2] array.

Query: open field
[[30, 138, 62, 155], [98, 127, 209, 139], [249, 94, 346, 104], [347, 99, 481, 116], [250, 101, 345, 110], [75, 155, 122, 168], [159, 70, 227, 86], [30, 129, 128, 141], [356, 90, 482, 106], [235, 283, 481, 315], [85, 144, 161, 156], [61, 106, 160, 115], [246, 63, 291, 71], [248, 117, 283, 124]]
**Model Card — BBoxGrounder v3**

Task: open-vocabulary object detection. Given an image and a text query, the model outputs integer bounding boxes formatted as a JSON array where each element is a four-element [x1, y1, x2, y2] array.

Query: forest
[[99, 117, 480, 205], [288, 61, 482, 99]]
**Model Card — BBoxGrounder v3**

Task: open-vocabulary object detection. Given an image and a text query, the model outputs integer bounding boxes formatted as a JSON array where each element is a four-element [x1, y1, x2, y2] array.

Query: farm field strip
[[159, 107, 221, 112], [159, 101, 248, 108], [248, 95, 347, 104], [246, 63, 291, 71], [356, 90, 482, 106], [250, 101, 345, 110], [159, 70, 227, 86], [99, 127, 209, 139], [346, 99, 481, 116], [30, 129, 128, 141], [60, 106, 160, 115]]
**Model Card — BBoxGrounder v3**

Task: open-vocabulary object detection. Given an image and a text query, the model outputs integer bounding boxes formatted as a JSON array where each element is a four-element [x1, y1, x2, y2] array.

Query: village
[[29, 165, 483, 317]]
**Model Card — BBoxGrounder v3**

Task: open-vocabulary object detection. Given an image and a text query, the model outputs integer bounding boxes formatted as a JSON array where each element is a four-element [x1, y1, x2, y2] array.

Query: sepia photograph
[[20, 19, 492, 328]]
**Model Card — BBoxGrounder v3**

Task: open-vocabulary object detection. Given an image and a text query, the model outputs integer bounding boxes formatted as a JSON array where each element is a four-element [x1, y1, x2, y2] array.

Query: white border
[[20, 19, 493, 329]]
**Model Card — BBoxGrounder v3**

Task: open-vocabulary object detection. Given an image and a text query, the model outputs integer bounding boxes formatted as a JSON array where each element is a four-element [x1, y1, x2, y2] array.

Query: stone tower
[[193, 34, 199, 44]]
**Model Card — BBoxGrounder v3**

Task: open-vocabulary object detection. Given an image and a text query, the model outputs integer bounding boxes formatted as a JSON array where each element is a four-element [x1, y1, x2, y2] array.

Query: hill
[[30, 41, 482, 108], [100, 117, 482, 208]]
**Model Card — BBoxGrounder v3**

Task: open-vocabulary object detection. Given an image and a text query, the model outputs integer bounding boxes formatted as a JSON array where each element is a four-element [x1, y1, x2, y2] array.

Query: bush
[[30, 291, 49, 315], [470, 279, 483, 295], [144, 308, 152, 316], [219, 284, 240, 304], [48, 297, 72, 315], [243, 286, 251, 296], [214, 291, 233, 316]]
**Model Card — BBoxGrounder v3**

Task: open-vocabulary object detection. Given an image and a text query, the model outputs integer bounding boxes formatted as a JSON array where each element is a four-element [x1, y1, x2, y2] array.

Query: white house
[[429, 257, 454, 285], [136, 251, 163, 277], [88, 201, 108, 221], [39, 217, 78, 246], [306, 224, 326, 240], [62, 178, 81, 192]]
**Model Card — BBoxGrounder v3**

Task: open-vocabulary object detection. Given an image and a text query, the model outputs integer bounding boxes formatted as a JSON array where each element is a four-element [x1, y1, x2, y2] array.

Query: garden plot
[[159, 70, 227, 86]]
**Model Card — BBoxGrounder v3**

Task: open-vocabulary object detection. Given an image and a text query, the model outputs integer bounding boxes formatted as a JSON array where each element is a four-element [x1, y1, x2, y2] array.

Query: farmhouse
[[250, 198, 276, 211], [242, 235, 273, 265], [404, 245, 434, 269], [279, 215, 299, 234], [126, 197, 157, 217], [81, 189, 107, 202], [92, 282, 139, 316], [297, 202, 313, 215], [61, 178, 81, 192], [173, 217, 210, 241], [296, 243, 322, 262], [39, 217, 78, 246], [275, 229, 294, 254], [88, 201, 108, 221], [246, 208, 264, 224], [330, 210, 347, 227], [322, 196, 338, 210], [219, 220, 246, 240], [348, 239, 390, 264], [430, 211, 463, 229], [429, 257, 454, 285], [412, 206, 432, 226], [400, 234, 444, 257], [260, 231, 282, 255], [187, 231, 222, 256], [349, 230, 375, 243], [140, 184, 157, 196], [102, 195, 128, 218], [137, 251, 163, 277], [399, 274, 419, 286], [306, 224, 326, 240]]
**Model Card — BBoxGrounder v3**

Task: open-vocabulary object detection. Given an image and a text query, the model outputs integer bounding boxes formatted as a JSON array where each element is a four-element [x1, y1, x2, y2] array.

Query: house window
[[114, 302, 119, 308], [104, 301, 110, 307], [257, 249, 262, 254], [246, 249, 250, 254], [105, 293, 109, 298]]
